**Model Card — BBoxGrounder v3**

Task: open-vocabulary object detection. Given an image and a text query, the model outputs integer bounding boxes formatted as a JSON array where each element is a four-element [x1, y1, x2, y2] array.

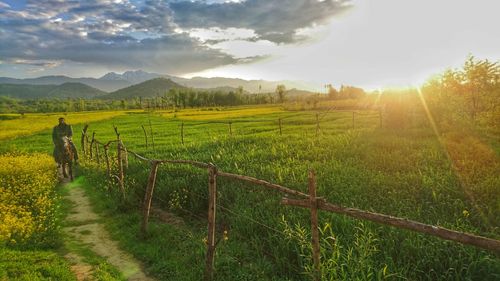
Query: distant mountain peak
[[100, 72, 126, 81], [99, 69, 163, 84]]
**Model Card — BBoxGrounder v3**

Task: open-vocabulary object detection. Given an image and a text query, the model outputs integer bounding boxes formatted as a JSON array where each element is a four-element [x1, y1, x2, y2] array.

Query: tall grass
[[1, 108, 499, 280], [0, 153, 75, 280]]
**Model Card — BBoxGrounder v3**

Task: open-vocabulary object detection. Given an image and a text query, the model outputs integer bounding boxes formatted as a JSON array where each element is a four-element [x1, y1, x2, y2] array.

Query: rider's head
[[58, 117, 65, 125]]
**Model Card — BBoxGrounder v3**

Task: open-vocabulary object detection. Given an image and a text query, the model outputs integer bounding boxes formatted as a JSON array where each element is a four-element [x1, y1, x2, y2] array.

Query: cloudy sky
[[0, 0, 499, 89]]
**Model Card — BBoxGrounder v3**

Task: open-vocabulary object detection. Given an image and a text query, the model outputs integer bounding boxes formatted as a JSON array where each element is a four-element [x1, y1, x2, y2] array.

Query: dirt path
[[62, 180, 154, 281]]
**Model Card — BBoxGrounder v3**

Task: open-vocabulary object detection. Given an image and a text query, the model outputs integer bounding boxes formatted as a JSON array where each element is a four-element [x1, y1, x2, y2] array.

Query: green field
[[1, 105, 499, 280]]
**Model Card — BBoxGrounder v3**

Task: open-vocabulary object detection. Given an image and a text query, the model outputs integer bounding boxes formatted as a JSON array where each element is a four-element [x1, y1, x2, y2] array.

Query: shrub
[[0, 153, 58, 247]]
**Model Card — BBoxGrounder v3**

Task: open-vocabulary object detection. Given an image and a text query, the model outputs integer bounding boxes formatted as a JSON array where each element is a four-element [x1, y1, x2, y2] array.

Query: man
[[52, 117, 79, 165]]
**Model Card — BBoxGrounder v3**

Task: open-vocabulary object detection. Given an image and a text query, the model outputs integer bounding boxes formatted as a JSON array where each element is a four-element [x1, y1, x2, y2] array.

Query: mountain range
[[0, 70, 320, 94], [103, 78, 184, 99], [0, 82, 106, 99]]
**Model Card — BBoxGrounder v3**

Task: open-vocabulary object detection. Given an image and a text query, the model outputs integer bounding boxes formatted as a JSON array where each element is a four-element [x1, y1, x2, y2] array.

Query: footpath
[[61, 177, 154, 281]]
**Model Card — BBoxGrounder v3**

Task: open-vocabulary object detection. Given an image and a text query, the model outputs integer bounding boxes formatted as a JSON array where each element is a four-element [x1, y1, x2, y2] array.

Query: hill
[[46, 82, 106, 98], [1, 71, 321, 93], [0, 76, 130, 92], [171, 76, 317, 93], [104, 78, 185, 99], [285, 88, 319, 97], [0, 82, 106, 99]]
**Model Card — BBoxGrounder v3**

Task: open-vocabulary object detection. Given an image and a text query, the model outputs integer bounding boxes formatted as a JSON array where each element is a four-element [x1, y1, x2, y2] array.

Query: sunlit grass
[[159, 105, 284, 120], [0, 110, 134, 140], [1, 105, 499, 280]]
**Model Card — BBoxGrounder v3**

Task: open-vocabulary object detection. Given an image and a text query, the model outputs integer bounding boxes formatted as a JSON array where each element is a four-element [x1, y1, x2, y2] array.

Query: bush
[[0, 153, 59, 247]]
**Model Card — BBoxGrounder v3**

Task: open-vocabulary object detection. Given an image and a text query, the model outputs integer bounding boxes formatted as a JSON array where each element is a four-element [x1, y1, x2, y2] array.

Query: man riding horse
[[52, 117, 79, 166]]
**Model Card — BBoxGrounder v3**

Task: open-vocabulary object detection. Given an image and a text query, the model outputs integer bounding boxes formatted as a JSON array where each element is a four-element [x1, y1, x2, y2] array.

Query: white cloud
[[189, 0, 500, 89], [209, 40, 278, 59], [186, 27, 258, 42], [0, 1, 10, 9]]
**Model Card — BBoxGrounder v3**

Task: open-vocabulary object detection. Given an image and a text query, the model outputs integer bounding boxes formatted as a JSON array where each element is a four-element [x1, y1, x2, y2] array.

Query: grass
[[1, 106, 499, 280], [0, 247, 76, 281], [0, 110, 131, 140], [161, 105, 284, 120], [0, 153, 76, 280]]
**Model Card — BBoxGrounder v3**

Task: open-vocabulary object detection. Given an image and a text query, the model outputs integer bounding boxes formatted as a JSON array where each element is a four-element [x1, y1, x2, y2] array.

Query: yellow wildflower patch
[[0, 111, 130, 140], [0, 153, 58, 245], [160, 106, 283, 121]]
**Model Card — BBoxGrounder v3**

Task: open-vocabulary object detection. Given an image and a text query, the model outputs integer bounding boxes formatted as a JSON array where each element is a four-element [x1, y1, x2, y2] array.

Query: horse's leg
[[69, 162, 73, 181], [62, 162, 68, 178]]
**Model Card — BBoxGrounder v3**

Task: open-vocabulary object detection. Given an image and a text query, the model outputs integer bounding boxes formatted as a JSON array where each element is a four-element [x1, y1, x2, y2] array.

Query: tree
[[276, 84, 286, 103], [422, 55, 500, 127], [461, 55, 499, 119], [327, 84, 339, 99], [339, 85, 366, 99]]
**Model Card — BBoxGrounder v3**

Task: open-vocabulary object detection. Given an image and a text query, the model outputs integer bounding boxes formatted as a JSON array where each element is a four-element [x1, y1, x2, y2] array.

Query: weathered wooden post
[[117, 143, 124, 196], [141, 161, 160, 237], [90, 132, 96, 159], [141, 125, 148, 149], [181, 122, 184, 145], [85, 135, 90, 156], [104, 145, 111, 179], [95, 142, 100, 164], [121, 140, 128, 169], [205, 164, 217, 281], [309, 170, 321, 281], [278, 118, 282, 136], [114, 126, 125, 197], [81, 124, 89, 154]]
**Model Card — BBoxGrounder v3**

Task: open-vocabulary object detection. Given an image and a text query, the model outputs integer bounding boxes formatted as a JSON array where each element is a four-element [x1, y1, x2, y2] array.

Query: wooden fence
[[81, 125, 500, 281], [138, 109, 382, 148]]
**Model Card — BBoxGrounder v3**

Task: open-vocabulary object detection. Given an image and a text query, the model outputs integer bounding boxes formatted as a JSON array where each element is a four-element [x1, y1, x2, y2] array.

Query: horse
[[56, 136, 74, 180]]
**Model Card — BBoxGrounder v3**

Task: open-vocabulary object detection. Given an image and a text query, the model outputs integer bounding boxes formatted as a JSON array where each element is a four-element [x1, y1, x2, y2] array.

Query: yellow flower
[[462, 210, 470, 218], [0, 153, 58, 245]]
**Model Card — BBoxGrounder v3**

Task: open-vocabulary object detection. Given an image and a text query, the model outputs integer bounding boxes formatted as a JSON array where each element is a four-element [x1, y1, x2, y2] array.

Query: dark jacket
[[52, 124, 73, 146]]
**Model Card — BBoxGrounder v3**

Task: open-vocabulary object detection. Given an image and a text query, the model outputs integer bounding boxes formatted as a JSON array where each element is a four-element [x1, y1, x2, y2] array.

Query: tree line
[[0, 83, 368, 113]]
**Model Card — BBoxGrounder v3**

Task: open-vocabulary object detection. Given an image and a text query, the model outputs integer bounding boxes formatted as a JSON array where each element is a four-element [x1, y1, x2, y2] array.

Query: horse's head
[[59, 136, 71, 150]]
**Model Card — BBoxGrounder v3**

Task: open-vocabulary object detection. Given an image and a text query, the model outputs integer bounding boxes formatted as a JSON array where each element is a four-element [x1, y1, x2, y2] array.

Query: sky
[[0, 0, 499, 90]]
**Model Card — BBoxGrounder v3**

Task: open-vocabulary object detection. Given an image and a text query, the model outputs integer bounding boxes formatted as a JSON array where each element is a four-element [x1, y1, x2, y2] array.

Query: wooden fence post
[[81, 124, 88, 154], [141, 161, 160, 237], [85, 135, 90, 156], [104, 145, 111, 179], [121, 140, 129, 169], [181, 122, 184, 145], [205, 164, 218, 281], [141, 125, 148, 149], [117, 140, 125, 197], [279, 118, 282, 136], [114, 126, 125, 197], [352, 111, 355, 129], [309, 170, 321, 281], [90, 132, 95, 159], [95, 142, 100, 164]]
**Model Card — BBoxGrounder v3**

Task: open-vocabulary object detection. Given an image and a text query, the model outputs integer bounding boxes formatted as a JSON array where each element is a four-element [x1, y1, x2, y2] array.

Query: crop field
[[1, 105, 499, 280], [0, 110, 131, 140], [0, 153, 76, 280]]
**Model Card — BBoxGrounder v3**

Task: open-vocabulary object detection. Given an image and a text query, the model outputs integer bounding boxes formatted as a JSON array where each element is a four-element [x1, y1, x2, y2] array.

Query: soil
[[62, 177, 154, 281]]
